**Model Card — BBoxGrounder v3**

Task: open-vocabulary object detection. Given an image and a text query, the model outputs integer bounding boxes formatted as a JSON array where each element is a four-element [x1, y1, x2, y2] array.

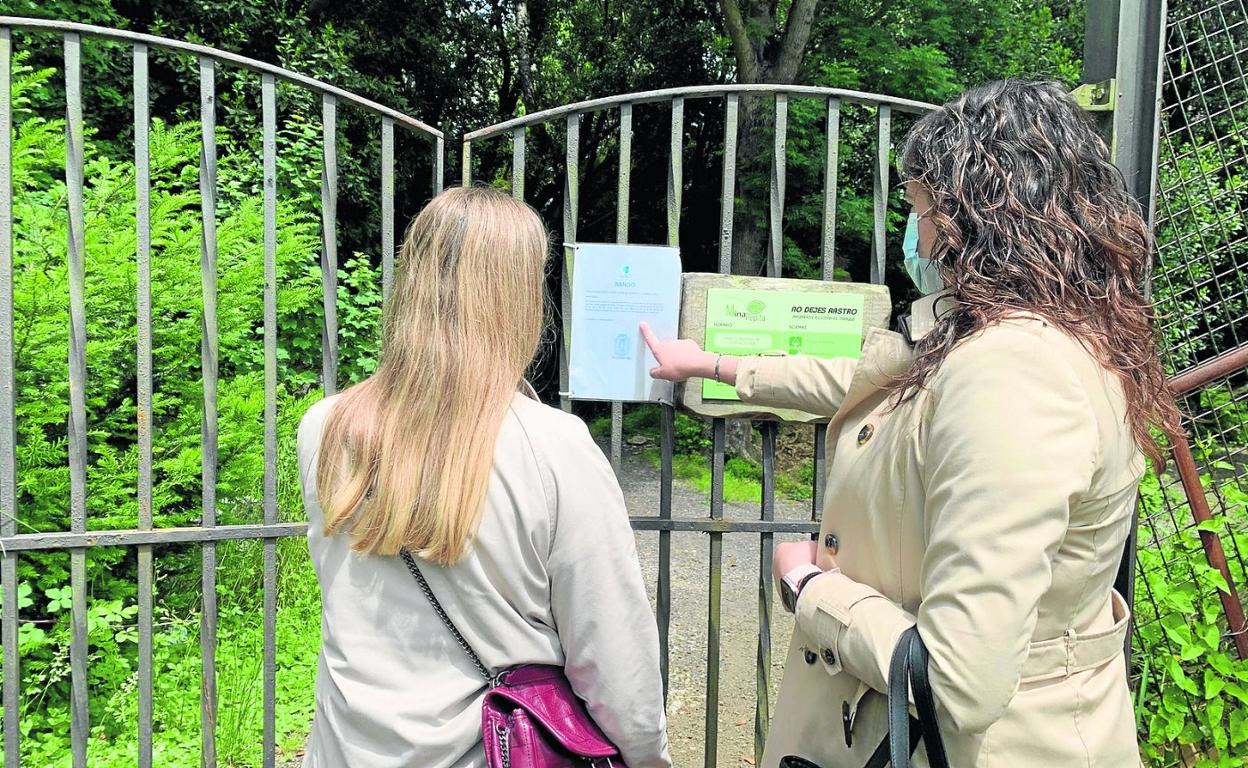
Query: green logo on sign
[[747, 300, 766, 314]]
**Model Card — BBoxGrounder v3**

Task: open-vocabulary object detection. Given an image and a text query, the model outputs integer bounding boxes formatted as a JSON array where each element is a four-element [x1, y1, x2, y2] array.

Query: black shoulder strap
[[895, 312, 915, 344], [908, 629, 950, 768], [862, 626, 948, 768], [1113, 501, 1139, 670], [888, 629, 917, 763], [399, 549, 493, 683]]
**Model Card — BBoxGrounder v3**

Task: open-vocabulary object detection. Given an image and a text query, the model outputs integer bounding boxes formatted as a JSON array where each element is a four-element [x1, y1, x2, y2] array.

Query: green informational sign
[[702, 288, 866, 400]]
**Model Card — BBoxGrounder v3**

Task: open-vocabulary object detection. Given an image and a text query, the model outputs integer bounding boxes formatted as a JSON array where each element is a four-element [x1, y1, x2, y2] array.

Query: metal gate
[[0, 16, 443, 768], [0, 1, 1245, 767], [462, 85, 933, 765]]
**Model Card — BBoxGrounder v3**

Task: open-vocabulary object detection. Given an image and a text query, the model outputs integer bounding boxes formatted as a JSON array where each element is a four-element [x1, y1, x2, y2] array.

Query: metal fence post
[[0, 24, 18, 768], [1083, 0, 1167, 216], [1084, 0, 1168, 672], [1111, 0, 1168, 221]]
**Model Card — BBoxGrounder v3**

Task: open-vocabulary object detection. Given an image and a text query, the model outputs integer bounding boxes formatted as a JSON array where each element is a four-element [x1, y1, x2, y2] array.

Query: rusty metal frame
[[1166, 344, 1248, 660]]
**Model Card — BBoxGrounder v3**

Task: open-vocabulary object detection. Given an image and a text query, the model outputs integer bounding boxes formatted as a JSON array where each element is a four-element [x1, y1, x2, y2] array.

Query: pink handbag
[[400, 551, 625, 767]]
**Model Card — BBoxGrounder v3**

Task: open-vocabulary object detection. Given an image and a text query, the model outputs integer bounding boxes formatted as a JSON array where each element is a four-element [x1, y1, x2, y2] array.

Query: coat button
[[857, 423, 874, 446], [804, 648, 818, 665], [822, 648, 836, 665], [824, 533, 840, 554]]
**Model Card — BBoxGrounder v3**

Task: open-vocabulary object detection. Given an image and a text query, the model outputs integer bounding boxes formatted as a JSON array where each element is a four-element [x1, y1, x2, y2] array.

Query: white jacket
[[297, 390, 672, 768]]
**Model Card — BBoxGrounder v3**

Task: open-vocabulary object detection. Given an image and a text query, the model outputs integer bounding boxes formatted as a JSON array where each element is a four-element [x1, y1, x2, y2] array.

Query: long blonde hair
[[316, 186, 550, 564]]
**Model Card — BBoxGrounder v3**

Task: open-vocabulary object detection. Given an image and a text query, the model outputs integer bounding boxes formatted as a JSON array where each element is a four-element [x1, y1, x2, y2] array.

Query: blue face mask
[[902, 212, 944, 295]]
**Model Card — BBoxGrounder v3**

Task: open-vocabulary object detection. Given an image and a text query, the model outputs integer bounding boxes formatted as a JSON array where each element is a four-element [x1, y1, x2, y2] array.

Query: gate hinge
[[1071, 79, 1117, 112]]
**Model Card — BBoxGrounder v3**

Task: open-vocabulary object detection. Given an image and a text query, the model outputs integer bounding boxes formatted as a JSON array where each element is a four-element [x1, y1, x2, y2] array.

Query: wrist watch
[[779, 563, 824, 614]]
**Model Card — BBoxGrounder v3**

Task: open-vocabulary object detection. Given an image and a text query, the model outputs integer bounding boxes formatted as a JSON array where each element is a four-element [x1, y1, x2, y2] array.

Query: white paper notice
[[568, 243, 681, 402]]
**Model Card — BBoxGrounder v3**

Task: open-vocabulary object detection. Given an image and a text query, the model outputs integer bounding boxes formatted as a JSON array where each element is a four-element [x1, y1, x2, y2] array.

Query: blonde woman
[[297, 186, 671, 768]]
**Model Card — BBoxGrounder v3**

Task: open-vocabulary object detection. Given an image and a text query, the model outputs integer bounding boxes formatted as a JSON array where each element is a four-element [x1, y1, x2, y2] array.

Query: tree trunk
[[731, 92, 770, 276], [719, 0, 820, 277], [725, 419, 759, 462], [716, 0, 821, 458], [515, 0, 535, 107]]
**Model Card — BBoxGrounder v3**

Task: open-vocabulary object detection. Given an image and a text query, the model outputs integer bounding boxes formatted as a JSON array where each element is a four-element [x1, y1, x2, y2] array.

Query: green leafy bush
[[1134, 462, 1248, 766], [0, 58, 382, 764]]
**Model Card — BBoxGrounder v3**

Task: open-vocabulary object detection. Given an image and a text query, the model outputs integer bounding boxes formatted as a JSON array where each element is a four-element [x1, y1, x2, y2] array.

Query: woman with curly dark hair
[[643, 79, 1180, 766]]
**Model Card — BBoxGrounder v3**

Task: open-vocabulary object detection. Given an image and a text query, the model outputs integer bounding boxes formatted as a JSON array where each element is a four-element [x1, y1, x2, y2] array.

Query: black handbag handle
[[886, 627, 917, 763], [906, 628, 949, 768], [781, 625, 948, 768]]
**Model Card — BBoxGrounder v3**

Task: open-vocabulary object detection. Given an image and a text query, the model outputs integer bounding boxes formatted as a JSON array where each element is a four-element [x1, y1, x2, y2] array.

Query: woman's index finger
[[639, 321, 660, 353]]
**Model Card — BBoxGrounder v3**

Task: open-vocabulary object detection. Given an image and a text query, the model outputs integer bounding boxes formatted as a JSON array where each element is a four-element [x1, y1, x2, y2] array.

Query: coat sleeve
[[794, 325, 1098, 733], [735, 354, 858, 416], [544, 417, 672, 767]]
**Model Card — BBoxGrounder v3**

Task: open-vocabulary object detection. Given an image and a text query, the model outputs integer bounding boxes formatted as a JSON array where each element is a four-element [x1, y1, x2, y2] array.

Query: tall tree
[[720, 0, 820, 276], [716, 0, 820, 459]]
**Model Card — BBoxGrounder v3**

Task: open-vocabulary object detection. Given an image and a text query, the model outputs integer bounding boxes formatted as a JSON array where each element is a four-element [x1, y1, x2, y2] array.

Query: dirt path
[[617, 442, 817, 767]]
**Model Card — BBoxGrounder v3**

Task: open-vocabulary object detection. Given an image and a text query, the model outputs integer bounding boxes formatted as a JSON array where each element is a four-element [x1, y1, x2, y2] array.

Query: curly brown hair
[[896, 79, 1182, 467]]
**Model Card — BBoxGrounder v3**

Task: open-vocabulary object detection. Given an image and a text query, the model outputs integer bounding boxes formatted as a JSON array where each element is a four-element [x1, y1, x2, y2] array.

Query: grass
[[590, 405, 816, 504], [639, 450, 814, 504], [25, 539, 323, 767]]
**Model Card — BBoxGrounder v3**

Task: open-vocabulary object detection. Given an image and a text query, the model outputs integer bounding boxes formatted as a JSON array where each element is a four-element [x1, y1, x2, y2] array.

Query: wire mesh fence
[[1132, 0, 1248, 761]]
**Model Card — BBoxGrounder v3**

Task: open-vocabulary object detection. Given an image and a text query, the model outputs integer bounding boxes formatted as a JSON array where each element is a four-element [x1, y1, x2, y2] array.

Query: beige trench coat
[[737, 293, 1143, 767]]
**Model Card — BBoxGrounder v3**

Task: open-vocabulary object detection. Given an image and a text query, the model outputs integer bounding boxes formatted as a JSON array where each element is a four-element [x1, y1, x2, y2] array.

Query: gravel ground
[[618, 441, 816, 767], [283, 442, 814, 768]]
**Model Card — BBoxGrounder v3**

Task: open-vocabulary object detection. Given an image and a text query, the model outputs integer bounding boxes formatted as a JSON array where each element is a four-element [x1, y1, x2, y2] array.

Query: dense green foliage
[[1153, 136, 1248, 372], [0, 58, 380, 763], [1135, 445, 1248, 766]]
